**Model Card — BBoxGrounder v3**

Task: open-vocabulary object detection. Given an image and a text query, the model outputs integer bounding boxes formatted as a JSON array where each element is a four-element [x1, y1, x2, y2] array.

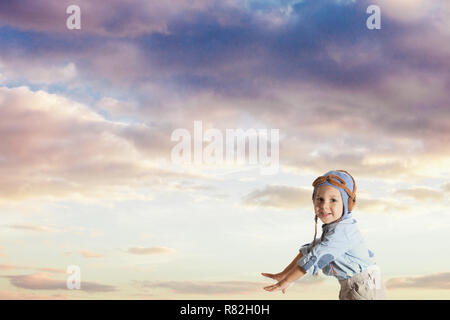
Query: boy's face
[[314, 185, 344, 224]]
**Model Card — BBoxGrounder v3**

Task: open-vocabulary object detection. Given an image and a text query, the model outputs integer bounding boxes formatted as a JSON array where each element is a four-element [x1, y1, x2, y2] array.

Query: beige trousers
[[338, 265, 386, 300]]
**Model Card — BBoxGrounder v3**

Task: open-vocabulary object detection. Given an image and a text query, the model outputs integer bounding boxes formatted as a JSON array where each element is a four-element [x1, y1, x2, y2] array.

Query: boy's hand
[[263, 279, 291, 294], [261, 272, 284, 282]]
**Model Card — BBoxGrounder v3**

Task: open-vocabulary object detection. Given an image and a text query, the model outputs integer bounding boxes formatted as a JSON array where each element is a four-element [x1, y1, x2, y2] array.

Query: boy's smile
[[314, 185, 344, 224]]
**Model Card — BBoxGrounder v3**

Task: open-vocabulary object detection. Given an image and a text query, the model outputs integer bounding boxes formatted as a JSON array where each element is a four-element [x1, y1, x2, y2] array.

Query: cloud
[[242, 185, 311, 209], [285, 151, 416, 181], [376, 0, 442, 24], [0, 59, 77, 85], [386, 272, 450, 290], [0, 86, 204, 202], [0, 0, 449, 191], [354, 197, 410, 213], [0, 264, 15, 271], [394, 187, 445, 201], [97, 97, 139, 118], [0, 290, 66, 300], [0, 264, 67, 274], [0, 1, 448, 145], [80, 250, 104, 258], [135, 280, 267, 295], [7, 224, 59, 232], [135, 278, 324, 295], [3, 272, 116, 292], [0, 0, 244, 40], [169, 181, 215, 193], [441, 182, 450, 193], [36, 267, 66, 274], [126, 247, 176, 255], [241, 185, 412, 213], [1, 0, 448, 93]]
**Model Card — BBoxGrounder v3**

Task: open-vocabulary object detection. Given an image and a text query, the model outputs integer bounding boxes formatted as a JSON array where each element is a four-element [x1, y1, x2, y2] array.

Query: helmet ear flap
[[348, 196, 356, 211], [337, 169, 357, 213]]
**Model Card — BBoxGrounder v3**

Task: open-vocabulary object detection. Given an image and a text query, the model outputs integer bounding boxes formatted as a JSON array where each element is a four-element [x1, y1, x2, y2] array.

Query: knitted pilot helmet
[[310, 169, 357, 247], [312, 169, 357, 216]]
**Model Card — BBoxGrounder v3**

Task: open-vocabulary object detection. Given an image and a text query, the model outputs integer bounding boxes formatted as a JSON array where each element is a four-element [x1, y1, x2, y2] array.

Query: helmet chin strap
[[312, 215, 318, 247]]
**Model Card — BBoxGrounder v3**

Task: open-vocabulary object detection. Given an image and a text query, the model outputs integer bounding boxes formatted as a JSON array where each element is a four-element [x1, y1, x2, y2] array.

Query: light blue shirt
[[297, 213, 376, 280]]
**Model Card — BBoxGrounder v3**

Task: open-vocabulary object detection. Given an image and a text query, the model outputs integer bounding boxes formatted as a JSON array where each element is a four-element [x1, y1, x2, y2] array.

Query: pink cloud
[[36, 267, 66, 274], [135, 278, 324, 295], [0, 264, 16, 271], [386, 272, 450, 290], [0, 86, 202, 202], [242, 185, 311, 209], [0, 0, 213, 37], [4, 272, 116, 292], [126, 247, 176, 255], [0, 290, 66, 300], [80, 250, 104, 258], [0, 264, 67, 274], [7, 224, 59, 232]]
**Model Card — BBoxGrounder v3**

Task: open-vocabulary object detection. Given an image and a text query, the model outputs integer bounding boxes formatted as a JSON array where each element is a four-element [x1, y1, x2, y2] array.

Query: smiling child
[[261, 169, 386, 300]]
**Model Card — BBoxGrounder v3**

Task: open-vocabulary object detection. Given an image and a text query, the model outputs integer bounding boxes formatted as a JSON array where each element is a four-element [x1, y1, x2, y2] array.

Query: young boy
[[261, 170, 386, 300]]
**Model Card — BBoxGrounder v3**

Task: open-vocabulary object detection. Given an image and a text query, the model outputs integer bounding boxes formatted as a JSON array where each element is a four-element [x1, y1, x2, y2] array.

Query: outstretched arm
[[261, 252, 303, 281], [284, 264, 306, 283], [282, 252, 303, 274], [263, 264, 306, 293]]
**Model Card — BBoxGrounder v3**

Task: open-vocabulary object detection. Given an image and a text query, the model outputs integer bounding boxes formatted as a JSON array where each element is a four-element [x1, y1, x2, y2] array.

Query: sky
[[0, 0, 449, 300]]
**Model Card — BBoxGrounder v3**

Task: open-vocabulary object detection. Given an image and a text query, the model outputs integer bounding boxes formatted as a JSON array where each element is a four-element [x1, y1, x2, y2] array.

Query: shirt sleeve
[[297, 224, 352, 276], [299, 243, 311, 256]]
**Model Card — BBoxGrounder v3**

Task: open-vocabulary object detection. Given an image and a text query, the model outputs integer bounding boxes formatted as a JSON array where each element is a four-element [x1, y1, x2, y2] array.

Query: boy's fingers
[[262, 274, 276, 280], [265, 285, 279, 292]]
